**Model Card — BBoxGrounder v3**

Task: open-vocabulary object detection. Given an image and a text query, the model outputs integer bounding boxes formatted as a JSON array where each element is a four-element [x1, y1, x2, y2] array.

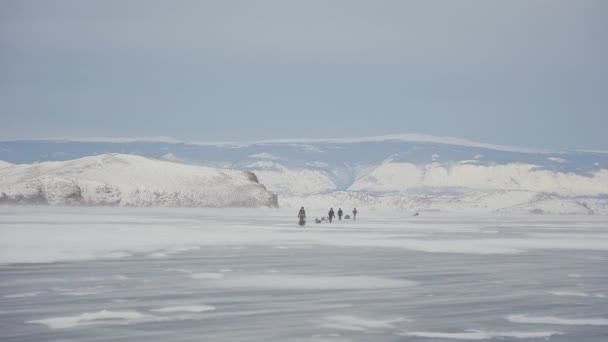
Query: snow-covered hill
[[348, 160, 608, 196], [241, 159, 335, 196], [0, 154, 278, 207], [0, 161, 12, 169], [1, 134, 607, 204]]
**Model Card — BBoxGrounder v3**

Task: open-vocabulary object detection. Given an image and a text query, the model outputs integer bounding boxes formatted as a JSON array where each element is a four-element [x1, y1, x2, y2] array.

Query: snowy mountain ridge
[[1, 134, 607, 209], [348, 160, 608, 196], [0, 153, 605, 214], [0, 154, 278, 207]]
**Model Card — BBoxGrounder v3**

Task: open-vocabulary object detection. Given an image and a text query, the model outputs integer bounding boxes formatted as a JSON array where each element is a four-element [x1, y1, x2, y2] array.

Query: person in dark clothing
[[328, 208, 335, 223], [352, 208, 358, 220], [337, 208, 343, 221], [298, 207, 306, 226]]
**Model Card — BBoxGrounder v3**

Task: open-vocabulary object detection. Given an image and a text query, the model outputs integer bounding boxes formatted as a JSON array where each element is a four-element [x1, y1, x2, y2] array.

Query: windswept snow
[[3, 207, 608, 263], [208, 274, 416, 290], [548, 291, 606, 298], [506, 315, 608, 326], [190, 273, 224, 280], [27, 310, 153, 329], [150, 305, 216, 313], [321, 315, 410, 332], [3, 291, 44, 298], [1, 207, 607, 341], [0, 154, 277, 207], [399, 329, 563, 340]]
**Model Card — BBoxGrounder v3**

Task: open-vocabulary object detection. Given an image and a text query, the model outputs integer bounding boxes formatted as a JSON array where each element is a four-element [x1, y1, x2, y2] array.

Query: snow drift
[[0, 154, 278, 207]]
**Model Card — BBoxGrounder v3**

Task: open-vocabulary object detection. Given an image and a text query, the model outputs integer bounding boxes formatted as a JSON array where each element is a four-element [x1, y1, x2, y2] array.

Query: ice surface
[[548, 291, 606, 298], [399, 329, 563, 339], [150, 305, 216, 313], [321, 315, 410, 331], [4, 207, 608, 264], [27, 310, 153, 329], [206, 274, 416, 290], [3, 292, 44, 298], [190, 273, 224, 279], [1, 207, 607, 341], [506, 315, 608, 326]]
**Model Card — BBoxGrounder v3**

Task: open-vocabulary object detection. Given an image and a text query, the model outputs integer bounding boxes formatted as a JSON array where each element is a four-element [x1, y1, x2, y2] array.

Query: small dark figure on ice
[[337, 208, 343, 221], [352, 208, 358, 220], [298, 206, 306, 226], [328, 208, 335, 223]]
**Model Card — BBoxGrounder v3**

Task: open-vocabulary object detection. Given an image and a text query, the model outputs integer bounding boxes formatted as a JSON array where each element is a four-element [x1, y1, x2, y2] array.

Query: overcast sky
[[1, 0, 607, 149]]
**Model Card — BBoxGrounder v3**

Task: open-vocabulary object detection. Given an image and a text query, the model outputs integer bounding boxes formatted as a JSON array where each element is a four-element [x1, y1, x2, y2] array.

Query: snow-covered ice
[[3, 291, 44, 298], [1, 206, 607, 341], [506, 315, 608, 326], [150, 305, 216, 313], [321, 315, 411, 332], [399, 329, 563, 340], [26, 310, 156, 329]]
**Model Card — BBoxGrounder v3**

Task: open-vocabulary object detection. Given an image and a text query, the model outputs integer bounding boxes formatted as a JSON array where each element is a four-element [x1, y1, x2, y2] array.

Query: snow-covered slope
[[224, 153, 338, 196], [349, 160, 608, 196], [0, 154, 278, 207], [2, 134, 608, 199], [280, 190, 595, 215], [240, 160, 335, 196]]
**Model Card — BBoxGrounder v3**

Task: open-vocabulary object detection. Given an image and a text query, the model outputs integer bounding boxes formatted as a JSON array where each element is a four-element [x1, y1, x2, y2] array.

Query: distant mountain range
[[1, 135, 607, 213]]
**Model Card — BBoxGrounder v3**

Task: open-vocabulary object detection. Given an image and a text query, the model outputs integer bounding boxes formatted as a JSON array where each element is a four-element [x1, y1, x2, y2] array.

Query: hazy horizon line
[[0, 132, 566, 154]]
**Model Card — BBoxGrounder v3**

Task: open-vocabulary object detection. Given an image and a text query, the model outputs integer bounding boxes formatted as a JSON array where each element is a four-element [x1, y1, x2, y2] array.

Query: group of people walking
[[298, 207, 358, 226]]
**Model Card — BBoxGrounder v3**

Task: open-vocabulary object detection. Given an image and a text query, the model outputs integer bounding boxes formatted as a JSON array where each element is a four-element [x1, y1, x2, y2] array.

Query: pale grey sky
[[1, 0, 607, 149]]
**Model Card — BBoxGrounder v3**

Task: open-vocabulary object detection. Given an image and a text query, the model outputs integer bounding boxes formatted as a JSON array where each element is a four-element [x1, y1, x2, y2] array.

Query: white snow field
[[1, 207, 607, 341]]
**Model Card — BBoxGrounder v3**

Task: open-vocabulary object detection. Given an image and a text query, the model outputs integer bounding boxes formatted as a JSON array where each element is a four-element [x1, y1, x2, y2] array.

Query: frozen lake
[[1, 207, 607, 341]]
